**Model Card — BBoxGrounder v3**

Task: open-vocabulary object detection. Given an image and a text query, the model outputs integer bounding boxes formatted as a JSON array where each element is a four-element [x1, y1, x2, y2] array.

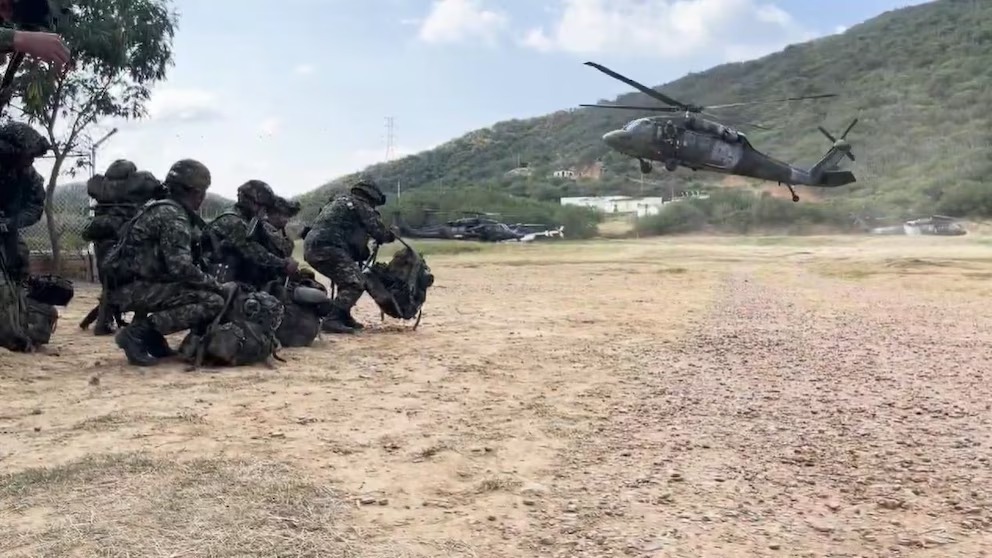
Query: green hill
[[296, 0, 992, 224]]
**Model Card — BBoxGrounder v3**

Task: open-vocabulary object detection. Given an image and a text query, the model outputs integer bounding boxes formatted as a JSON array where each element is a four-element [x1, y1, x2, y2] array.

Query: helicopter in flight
[[580, 61, 858, 202]]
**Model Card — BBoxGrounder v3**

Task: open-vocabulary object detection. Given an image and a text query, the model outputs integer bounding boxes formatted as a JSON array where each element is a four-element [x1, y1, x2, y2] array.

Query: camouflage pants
[[304, 245, 364, 311], [109, 281, 225, 336]]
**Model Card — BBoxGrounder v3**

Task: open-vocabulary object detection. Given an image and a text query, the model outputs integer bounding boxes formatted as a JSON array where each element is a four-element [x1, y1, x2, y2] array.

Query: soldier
[[201, 180, 299, 291], [266, 196, 300, 259], [303, 177, 395, 333], [0, 121, 47, 282], [103, 159, 227, 366]]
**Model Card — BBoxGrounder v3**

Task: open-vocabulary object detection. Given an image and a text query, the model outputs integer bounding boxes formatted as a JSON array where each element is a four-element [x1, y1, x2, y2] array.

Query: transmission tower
[[385, 116, 395, 162]]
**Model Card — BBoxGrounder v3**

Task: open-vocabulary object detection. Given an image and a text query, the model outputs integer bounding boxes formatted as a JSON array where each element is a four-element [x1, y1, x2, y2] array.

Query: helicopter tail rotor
[[817, 117, 857, 161]]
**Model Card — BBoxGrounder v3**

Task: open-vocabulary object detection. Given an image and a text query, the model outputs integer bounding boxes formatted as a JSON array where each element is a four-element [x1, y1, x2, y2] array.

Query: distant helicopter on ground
[[581, 61, 859, 202], [395, 211, 562, 242]]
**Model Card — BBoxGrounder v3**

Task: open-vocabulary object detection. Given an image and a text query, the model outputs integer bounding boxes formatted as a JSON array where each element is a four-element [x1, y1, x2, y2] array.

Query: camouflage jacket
[[0, 165, 45, 230], [304, 193, 390, 260], [114, 200, 211, 284], [263, 222, 295, 258], [203, 208, 288, 287]]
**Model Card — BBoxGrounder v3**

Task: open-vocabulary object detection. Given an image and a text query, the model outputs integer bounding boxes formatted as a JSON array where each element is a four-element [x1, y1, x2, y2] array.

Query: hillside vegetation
[[296, 0, 992, 228]]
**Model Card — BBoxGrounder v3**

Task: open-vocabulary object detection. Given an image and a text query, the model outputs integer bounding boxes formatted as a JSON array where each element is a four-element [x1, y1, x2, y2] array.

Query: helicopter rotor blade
[[841, 117, 858, 138], [700, 111, 772, 130], [579, 103, 681, 112], [583, 61, 689, 111], [817, 126, 837, 143], [705, 93, 838, 110]]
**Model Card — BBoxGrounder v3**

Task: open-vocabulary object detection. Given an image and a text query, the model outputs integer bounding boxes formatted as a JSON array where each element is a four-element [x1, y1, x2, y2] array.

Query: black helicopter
[[581, 61, 858, 202]]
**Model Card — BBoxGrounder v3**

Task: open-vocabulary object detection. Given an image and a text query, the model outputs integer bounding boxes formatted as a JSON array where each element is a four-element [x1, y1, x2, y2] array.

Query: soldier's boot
[[320, 308, 356, 334], [145, 330, 177, 358], [342, 310, 365, 330], [114, 321, 159, 366]]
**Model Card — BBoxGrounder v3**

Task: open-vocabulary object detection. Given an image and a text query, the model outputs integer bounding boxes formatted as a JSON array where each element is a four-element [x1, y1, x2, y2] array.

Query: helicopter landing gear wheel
[[638, 159, 652, 174], [785, 183, 799, 202], [664, 160, 678, 172]]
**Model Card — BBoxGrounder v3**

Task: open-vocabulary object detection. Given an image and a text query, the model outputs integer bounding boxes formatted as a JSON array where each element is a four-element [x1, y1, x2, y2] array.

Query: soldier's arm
[[215, 216, 290, 272], [354, 203, 393, 243], [156, 206, 212, 282], [12, 169, 45, 229]]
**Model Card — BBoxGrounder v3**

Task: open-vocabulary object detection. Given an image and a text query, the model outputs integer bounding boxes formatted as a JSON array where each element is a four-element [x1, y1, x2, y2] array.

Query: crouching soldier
[[101, 159, 227, 366], [200, 180, 299, 291], [303, 177, 394, 334]]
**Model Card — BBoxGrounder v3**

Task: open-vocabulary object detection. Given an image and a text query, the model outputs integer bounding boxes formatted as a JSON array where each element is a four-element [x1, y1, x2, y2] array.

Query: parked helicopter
[[580, 61, 858, 202], [395, 211, 562, 242]]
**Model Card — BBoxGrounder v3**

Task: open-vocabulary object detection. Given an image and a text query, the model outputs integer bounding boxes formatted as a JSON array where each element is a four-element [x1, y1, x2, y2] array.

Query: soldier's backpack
[[83, 169, 164, 243], [22, 274, 74, 346], [265, 277, 331, 347], [363, 245, 434, 325], [177, 290, 284, 367]]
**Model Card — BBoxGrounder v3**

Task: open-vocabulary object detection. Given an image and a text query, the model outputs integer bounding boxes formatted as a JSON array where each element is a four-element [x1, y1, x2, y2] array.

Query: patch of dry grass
[[1, 453, 350, 558]]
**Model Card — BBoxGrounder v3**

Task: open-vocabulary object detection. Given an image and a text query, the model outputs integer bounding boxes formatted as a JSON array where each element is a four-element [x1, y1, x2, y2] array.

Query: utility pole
[[89, 127, 118, 177], [385, 116, 400, 202]]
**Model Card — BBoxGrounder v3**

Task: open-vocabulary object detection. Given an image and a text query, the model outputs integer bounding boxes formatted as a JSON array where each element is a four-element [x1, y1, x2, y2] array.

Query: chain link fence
[[20, 180, 233, 282]]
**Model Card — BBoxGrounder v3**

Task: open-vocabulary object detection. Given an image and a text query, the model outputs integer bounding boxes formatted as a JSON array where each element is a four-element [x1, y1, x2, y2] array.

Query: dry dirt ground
[[3, 235, 992, 557]]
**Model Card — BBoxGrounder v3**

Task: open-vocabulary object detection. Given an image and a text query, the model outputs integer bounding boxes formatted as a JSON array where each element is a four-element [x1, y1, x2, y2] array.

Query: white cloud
[[293, 63, 314, 75], [258, 117, 281, 136], [522, 0, 816, 62], [834, 25, 847, 34], [417, 0, 508, 45], [145, 87, 224, 123]]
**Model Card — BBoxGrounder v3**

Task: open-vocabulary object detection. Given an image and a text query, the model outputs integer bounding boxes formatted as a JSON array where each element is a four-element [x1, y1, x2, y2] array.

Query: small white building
[[552, 169, 577, 179], [560, 195, 665, 217]]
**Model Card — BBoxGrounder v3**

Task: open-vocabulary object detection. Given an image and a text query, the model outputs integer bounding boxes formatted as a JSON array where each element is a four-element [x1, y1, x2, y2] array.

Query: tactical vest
[[100, 199, 187, 287], [177, 290, 284, 366]]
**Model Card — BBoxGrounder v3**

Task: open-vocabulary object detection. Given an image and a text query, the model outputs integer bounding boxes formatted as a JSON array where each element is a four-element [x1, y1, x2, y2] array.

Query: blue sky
[[41, 0, 930, 198]]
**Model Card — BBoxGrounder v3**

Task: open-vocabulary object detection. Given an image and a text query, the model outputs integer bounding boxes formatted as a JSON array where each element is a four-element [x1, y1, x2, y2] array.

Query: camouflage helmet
[[236, 179, 276, 210], [350, 176, 386, 206], [164, 159, 211, 192], [104, 159, 137, 181], [0, 121, 50, 159]]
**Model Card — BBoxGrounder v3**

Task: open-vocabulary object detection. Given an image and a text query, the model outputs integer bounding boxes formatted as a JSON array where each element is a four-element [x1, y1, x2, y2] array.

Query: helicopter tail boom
[[808, 117, 858, 185]]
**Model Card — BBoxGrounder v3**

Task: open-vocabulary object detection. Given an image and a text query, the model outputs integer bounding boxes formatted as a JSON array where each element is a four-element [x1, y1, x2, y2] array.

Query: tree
[[15, 0, 177, 272]]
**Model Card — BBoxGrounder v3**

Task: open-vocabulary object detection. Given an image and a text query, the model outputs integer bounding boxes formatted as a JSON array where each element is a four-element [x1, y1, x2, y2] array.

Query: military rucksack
[[0, 273, 31, 351], [363, 245, 433, 324], [177, 290, 284, 366], [264, 277, 331, 347]]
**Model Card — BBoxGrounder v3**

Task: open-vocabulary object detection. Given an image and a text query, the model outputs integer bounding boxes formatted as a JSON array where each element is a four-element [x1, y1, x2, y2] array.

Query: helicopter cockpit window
[[623, 118, 649, 131]]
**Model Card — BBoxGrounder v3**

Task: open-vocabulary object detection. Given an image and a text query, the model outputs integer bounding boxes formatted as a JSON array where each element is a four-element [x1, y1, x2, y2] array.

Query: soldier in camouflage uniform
[[0, 121, 47, 282], [266, 196, 300, 259], [201, 180, 299, 291], [303, 177, 394, 333], [106, 159, 227, 366]]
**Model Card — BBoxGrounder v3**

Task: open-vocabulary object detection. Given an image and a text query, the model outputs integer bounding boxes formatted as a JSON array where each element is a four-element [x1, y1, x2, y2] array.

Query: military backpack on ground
[[178, 290, 284, 366], [363, 246, 433, 322], [265, 277, 331, 347]]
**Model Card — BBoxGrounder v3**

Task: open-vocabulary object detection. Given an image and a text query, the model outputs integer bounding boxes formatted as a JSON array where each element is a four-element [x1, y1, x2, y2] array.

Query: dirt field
[[3, 235, 992, 557]]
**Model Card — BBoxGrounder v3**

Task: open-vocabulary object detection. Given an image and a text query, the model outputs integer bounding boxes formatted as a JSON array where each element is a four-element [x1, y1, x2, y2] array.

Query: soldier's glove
[[381, 230, 396, 244]]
